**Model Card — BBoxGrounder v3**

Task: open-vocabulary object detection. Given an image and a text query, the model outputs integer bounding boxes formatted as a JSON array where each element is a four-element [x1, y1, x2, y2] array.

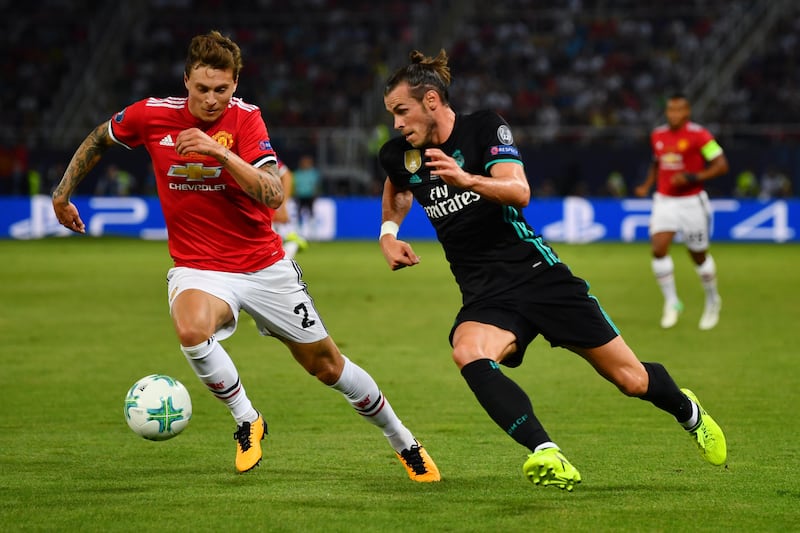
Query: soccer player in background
[[291, 154, 322, 238], [51, 31, 439, 481], [635, 94, 729, 330], [273, 158, 308, 260], [377, 50, 726, 491]]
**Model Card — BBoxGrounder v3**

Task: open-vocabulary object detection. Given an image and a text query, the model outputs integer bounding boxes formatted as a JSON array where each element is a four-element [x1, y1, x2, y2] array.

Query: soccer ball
[[124, 374, 192, 441]]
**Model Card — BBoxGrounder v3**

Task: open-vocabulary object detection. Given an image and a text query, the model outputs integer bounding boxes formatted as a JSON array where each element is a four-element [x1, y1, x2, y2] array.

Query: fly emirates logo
[[423, 183, 481, 219], [167, 163, 225, 191]]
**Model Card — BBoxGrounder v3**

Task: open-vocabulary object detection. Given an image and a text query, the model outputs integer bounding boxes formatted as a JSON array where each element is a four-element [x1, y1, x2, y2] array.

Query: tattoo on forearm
[[244, 162, 284, 207], [54, 123, 111, 198]]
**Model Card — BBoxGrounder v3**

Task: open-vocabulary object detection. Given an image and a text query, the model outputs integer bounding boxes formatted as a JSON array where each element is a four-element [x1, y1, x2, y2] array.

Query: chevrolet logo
[[167, 163, 222, 181]]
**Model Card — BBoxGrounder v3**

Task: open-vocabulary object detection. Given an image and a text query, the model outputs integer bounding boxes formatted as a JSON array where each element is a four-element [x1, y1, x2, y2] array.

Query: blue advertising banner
[[1, 195, 797, 242]]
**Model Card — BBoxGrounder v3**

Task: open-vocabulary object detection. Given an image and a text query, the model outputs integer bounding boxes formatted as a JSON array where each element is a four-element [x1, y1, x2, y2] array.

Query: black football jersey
[[379, 110, 561, 304]]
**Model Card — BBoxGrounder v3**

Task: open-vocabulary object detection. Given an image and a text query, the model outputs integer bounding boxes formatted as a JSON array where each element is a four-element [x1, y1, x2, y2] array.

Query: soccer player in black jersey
[[377, 50, 727, 491]]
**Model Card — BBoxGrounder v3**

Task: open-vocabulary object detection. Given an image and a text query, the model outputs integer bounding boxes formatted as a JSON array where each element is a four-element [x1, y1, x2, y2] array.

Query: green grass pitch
[[0, 238, 798, 532]]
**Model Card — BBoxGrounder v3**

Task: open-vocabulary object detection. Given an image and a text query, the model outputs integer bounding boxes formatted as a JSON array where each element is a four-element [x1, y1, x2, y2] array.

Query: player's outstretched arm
[[380, 177, 419, 271], [52, 122, 116, 233]]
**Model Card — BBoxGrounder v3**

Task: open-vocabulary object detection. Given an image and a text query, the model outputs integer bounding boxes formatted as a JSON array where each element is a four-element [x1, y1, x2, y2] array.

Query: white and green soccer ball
[[124, 374, 192, 441]]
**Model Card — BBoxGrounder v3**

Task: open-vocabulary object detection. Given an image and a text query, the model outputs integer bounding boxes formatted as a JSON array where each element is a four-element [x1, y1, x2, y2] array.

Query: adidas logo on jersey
[[159, 134, 175, 147]]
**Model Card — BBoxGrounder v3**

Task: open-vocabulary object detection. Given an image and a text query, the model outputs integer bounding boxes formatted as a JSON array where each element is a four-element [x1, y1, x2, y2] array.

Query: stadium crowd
[[114, 0, 427, 128], [1, 0, 798, 197], [447, 1, 727, 135]]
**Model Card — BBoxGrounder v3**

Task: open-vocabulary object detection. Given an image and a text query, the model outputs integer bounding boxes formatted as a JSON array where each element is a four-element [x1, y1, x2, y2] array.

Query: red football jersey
[[650, 121, 723, 197], [108, 96, 284, 272]]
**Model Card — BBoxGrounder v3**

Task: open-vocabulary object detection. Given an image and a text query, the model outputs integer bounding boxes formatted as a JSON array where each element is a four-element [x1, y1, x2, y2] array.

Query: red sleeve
[[108, 99, 148, 149], [236, 107, 275, 166], [694, 126, 714, 148]]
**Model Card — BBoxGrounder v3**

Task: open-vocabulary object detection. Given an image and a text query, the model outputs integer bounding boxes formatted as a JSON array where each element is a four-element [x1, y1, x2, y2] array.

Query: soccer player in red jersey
[[51, 31, 439, 481], [635, 94, 729, 330]]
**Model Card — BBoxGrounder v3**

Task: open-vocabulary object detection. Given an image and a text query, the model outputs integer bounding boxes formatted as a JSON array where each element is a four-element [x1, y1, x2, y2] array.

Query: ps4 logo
[[9, 196, 166, 239]]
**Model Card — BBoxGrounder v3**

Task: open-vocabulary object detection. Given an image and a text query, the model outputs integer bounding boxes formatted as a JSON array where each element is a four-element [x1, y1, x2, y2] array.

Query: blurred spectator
[[759, 166, 792, 200], [94, 164, 136, 196], [733, 169, 759, 198], [604, 170, 628, 197], [25, 165, 43, 196], [292, 154, 322, 237]]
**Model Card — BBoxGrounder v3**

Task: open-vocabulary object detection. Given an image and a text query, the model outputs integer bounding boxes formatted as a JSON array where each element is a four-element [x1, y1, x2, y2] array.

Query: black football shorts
[[449, 263, 620, 367]]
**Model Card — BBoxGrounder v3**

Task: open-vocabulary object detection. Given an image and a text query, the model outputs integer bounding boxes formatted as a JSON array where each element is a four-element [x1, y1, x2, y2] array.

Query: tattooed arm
[[52, 122, 116, 233], [226, 156, 284, 209], [174, 127, 284, 208]]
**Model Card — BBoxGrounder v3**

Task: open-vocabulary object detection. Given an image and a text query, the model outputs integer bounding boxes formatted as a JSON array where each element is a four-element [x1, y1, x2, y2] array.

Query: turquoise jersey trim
[[485, 158, 524, 173], [502, 206, 560, 265], [584, 280, 620, 335]]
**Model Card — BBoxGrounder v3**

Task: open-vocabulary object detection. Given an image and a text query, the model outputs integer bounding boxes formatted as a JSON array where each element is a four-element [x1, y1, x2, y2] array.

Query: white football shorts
[[166, 259, 329, 343], [649, 190, 713, 251]]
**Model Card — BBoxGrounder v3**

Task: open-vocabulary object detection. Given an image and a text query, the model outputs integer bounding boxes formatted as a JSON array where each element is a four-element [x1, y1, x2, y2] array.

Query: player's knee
[[293, 341, 343, 385], [174, 322, 214, 347], [615, 367, 649, 397], [311, 360, 341, 385], [451, 345, 483, 369]]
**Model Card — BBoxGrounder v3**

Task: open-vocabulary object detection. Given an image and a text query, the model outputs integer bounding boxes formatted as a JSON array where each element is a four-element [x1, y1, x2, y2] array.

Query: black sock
[[639, 362, 693, 424], [460, 359, 550, 451]]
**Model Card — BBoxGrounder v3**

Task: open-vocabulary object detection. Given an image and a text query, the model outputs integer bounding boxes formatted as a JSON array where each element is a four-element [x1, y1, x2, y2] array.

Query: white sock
[[695, 254, 719, 305], [330, 355, 415, 452], [652, 256, 679, 305], [681, 401, 700, 430], [181, 336, 258, 425], [534, 441, 559, 452], [283, 240, 299, 260]]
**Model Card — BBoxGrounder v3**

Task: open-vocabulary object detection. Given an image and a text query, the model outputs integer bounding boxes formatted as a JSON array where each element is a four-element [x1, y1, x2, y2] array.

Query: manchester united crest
[[213, 131, 234, 149]]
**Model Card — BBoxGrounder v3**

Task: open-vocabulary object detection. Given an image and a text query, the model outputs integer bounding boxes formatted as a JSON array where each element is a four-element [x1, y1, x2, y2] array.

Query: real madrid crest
[[404, 150, 422, 173]]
